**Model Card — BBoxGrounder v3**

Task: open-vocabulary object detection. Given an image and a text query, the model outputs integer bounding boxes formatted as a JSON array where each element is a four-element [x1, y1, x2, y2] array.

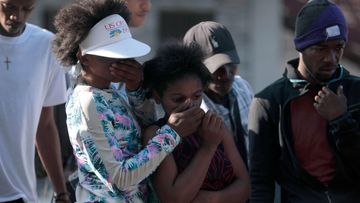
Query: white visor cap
[[79, 14, 150, 59]]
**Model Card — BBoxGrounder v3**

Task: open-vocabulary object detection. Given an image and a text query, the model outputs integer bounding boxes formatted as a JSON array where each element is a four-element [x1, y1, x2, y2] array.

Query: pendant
[[4, 56, 10, 70]]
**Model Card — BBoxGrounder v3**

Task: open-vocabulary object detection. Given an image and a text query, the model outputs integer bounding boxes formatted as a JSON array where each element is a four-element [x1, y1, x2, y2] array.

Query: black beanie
[[294, 0, 348, 51]]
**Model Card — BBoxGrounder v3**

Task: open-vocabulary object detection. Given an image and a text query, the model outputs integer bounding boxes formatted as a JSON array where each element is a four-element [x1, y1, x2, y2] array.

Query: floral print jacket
[[66, 85, 180, 202]]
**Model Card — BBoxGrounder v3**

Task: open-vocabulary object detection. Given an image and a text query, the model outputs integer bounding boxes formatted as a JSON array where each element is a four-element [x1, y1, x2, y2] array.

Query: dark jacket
[[248, 59, 360, 203]]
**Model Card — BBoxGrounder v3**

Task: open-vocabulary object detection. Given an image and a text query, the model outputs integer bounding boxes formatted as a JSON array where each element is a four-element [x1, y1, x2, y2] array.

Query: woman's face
[[126, 0, 151, 27], [157, 74, 203, 116], [81, 54, 119, 88]]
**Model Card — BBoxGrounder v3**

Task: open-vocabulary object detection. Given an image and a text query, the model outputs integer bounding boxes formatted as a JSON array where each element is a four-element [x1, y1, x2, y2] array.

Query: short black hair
[[143, 41, 211, 97], [52, 0, 130, 66]]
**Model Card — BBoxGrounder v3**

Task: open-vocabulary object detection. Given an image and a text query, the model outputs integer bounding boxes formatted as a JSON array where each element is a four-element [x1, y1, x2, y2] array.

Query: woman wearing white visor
[[52, 0, 200, 202]]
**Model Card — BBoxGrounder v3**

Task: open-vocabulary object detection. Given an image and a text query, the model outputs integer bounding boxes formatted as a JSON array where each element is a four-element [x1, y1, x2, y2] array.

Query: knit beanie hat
[[294, 0, 348, 51]]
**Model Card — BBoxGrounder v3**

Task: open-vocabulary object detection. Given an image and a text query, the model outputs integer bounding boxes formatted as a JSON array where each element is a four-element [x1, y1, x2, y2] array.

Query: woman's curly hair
[[143, 40, 212, 97], [52, 0, 130, 66]]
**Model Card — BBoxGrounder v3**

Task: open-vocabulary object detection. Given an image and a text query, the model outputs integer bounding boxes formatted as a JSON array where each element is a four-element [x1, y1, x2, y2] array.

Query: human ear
[[77, 51, 89, 67]]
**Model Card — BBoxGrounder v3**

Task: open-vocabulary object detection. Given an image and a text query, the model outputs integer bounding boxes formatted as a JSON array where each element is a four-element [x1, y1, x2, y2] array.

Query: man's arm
[[329, 103, 360, 178], [36, 106, 70, 202], [248, 98, 278, 203], [314, 86, 360, 178]]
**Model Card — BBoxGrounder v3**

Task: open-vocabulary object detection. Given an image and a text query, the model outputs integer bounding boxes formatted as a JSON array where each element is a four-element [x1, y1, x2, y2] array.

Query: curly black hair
[[143, 40, 212, 97], [52, 0, 130, 66]]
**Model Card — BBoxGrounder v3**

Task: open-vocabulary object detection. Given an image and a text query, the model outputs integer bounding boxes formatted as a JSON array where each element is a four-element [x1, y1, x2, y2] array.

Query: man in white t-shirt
[[0, 0, 69, 202]]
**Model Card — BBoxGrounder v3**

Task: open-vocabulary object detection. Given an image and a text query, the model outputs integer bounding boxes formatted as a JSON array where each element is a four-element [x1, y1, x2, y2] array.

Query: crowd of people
[[0, 0, 359, 202]]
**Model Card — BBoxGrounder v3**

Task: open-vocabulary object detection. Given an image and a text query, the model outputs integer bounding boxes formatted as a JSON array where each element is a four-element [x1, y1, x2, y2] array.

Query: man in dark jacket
[[248, 0, 360, 202]]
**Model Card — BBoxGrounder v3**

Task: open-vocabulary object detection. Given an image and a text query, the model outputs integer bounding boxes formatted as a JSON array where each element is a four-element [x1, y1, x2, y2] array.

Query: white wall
[[29, 0, 73, 26], [29, 0, 357, 92], [248, 0, 283, 93]]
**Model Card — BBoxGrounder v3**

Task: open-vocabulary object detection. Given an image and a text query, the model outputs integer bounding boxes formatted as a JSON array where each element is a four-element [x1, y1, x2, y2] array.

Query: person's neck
[[297, 65, 312, 83], [297, 58, 323, 85], [297, 68, 330, 86], [0, 25, 26, 37], [205, 90, 230, 108]]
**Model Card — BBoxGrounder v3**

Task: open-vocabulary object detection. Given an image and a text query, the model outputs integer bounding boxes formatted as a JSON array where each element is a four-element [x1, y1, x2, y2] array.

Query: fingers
[[212, 114, 224, 129], [313, 100, 320, 110], [109, 59, 144, 90], [183, 107, 204, 128], [113, 59, 142, 69], [172, 102, 191, 113], [203, 111, 223, 128], [317, 90, 325, 98], [110, 65, 142, 80], [314, 94, 322, 105], [192, 108, 205, 122], [315, 87, 329, 106], [317, 86, 332, 98], [315, 86, 332, 102], [110, 59, 142, 73], [180, 104, 203, 117], [199, 111, 224, 147], [110, 59, 143, 81], [202, 111, 212, 126], [316, 85, 345, 101], [168, 105, 204, 137], [321, 86, 332, 95], [314, 85, 348, 121]]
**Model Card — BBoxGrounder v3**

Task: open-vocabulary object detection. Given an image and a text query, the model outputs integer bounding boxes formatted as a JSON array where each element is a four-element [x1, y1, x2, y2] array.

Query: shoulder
[[26, 23, 54, 39], [70, 86, 100, 116], [342, 74, 360, 102], [344, 74, 360, 83], [24, 24, 57, 59], [233, 75, 252, 91], [21, 24, 70, 72], [66, 86, 93, 122], [233, 75, 253, 98], [255, 77, 288, 98], [232, 76, 254, 108], [250, 77, 289, 114]]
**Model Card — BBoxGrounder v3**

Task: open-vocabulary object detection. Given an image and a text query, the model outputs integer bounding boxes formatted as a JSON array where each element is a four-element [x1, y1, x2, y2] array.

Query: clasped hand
[[198, 111, 225, 148], [167, 102, 205, 138], [314, 85, 347, 121], [167, 101, 224, 148]]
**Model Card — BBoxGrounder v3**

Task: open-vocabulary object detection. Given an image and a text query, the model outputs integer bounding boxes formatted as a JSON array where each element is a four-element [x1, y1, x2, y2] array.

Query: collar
[[284, 58, 348, 90]]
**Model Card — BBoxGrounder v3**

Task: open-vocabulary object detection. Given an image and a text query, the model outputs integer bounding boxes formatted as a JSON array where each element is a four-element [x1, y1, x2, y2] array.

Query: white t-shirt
[[0, 23, 66, 203]]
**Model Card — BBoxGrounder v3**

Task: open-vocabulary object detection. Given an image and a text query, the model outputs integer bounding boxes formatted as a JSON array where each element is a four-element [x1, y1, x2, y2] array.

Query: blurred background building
[[29, 0, 360, 92], [32, 1, 360, 202]]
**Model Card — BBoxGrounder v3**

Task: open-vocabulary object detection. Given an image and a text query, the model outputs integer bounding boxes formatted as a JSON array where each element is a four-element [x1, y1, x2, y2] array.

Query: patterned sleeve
[[126, 87, 161, 126], [78, 90, 180, 190]]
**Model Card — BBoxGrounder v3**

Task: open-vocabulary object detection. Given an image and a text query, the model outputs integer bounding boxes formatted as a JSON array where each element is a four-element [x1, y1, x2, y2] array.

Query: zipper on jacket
[[325, 190, 332, 203]]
